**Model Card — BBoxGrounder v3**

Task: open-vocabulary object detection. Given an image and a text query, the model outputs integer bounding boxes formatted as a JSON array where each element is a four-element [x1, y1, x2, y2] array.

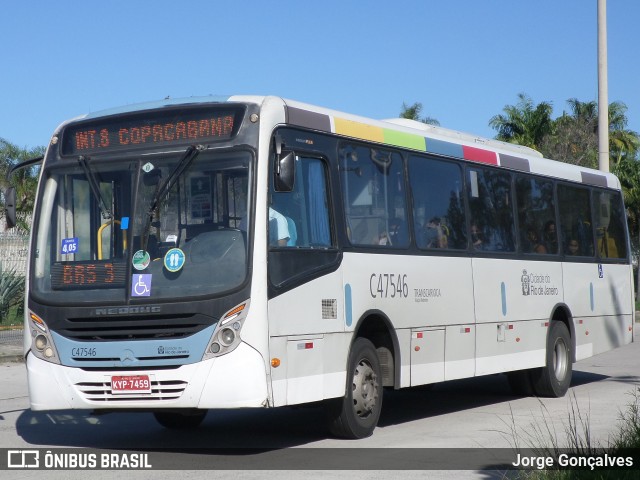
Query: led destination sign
[[61, 107, 244, 155], [51, 261, 127, 290]]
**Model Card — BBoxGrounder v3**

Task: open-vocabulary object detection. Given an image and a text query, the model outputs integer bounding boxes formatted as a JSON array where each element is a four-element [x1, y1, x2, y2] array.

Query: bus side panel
[[444, 324, 476, 380], [268, 332, 350, 407], [472, 258, 564, 324], [410, 328, 445, 386], [269, 270, 344, 337], [563, 262, 633, 360], [341, 252, 474, 387], [268, 270, 348, 406], [340, 253, 474, 330], [475, 321, 546, 376]]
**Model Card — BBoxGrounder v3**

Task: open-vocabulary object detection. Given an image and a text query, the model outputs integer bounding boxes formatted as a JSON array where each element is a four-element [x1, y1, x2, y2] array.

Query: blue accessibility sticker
[[131, 274, 152, 297]]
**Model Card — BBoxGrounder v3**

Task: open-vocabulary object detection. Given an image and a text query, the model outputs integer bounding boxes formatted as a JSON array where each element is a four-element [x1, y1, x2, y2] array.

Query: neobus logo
[[94, 306, 162, 316]]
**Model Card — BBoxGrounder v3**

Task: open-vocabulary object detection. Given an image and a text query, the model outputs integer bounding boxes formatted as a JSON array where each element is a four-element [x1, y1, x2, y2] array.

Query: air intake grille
[[322, 299, 337, 319], [57, 313, 214, 341]]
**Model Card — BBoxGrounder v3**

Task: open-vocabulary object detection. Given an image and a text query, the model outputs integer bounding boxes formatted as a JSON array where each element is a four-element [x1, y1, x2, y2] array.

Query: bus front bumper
[[26, 342, 269, 411]]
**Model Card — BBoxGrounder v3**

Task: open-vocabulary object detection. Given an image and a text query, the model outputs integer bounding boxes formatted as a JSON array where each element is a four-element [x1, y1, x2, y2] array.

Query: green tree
[[612, 157, 640, 299], [400, 102, 440, 126], [539, 99, 639, 168], [1, 138, 44, 233], [488, 93, 554, 151]]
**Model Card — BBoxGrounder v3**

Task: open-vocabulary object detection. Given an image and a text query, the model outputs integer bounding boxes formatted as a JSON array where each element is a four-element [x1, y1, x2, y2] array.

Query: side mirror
[[275, 151, 295, 192], [4, 187, 16, 229]]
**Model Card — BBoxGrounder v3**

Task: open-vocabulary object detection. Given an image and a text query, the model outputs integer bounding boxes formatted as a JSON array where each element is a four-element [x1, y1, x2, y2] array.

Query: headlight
[[34, 335, 48, 351], [201, 300, 250, 361], [220, 328, 235, 346], [28, 311, 61, 365]]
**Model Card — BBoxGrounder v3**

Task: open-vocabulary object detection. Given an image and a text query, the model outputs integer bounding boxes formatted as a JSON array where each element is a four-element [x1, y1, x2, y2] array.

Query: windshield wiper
[[78, 156, 112, 220], [147, 144, 204, 217], [141, 144, 205, 248]]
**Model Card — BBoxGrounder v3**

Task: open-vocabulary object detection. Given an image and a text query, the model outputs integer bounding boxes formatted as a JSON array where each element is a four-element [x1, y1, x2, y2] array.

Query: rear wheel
[[531, 321, 572, 397], [154, 409, 207, 429], [325, 338, 383, 439]]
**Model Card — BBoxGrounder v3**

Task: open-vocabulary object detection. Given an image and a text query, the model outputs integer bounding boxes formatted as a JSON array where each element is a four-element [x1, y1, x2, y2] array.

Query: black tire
[[325, 338, 383, 439], [531, 321, 572, 397], [506, 369, 534, 396], [153, 410, 207, 429]]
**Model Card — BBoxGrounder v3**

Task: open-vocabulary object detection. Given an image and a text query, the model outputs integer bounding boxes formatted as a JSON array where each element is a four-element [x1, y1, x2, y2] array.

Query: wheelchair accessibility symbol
[[164, 248, 185, 272], [132, 274, 152, 297]]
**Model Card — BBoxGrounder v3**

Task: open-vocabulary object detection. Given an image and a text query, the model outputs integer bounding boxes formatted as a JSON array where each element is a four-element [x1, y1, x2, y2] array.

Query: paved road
[[0, 326, 639, 479]]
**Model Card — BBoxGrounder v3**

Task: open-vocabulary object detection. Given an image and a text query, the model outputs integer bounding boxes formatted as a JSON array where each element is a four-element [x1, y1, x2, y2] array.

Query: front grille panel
[[76, 379, 188, 402]]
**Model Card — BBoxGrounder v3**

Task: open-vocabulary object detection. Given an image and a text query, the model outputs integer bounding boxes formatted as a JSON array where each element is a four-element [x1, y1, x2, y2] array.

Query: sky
[[1, 0, 639, 150]]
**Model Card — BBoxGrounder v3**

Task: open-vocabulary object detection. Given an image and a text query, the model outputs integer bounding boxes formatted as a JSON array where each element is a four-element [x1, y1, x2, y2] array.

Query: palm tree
[[400, 102, 440, 126], [489, 93, 553, 151], [607, 102, 639, 164], [1, 138, 44, 232]]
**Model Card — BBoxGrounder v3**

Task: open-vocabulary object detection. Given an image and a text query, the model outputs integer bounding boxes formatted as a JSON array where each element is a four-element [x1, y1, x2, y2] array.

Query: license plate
[[111, 375, 152, 394]]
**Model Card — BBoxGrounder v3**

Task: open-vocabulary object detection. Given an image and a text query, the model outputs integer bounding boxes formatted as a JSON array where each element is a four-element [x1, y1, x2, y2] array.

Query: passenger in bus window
[[543, 220, 558, 253], [423, 217, 448, 249], [526, 227, 547, 254], [470, 222, 484, 250], [268, 207, 291, 246], [567, 238, 580, 256]]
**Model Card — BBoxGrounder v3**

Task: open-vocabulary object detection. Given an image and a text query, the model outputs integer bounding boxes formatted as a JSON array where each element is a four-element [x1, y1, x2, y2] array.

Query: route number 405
[[61, 238, 79, 254]]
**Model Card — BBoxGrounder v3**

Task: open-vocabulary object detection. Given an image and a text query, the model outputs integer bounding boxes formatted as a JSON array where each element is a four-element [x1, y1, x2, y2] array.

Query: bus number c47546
[[370, 273, 408, 299]]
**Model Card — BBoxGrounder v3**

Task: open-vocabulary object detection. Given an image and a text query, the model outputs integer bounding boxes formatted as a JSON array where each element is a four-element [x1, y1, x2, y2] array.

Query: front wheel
[[325, 338, 383, 439], [531, 321, 572, 397]]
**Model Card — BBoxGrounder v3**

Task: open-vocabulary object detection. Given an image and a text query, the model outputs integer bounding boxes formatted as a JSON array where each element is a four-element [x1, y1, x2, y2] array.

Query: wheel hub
[[352, 359, 378, 418]]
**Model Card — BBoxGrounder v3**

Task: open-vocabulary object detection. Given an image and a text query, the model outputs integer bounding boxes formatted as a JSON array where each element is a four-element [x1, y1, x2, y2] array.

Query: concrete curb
[[0, 344, 24, 363]]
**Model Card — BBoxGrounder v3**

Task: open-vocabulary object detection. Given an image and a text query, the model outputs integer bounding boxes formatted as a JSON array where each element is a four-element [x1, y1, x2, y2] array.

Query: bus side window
[[340, 144, 409, 248], [271, 156, 331, 248], [558, 184, 594, 257], [593, 190, 627, 259], [466, 167, 515, 252], [516, 176, 557, 255], [408, 155, 466, 250]]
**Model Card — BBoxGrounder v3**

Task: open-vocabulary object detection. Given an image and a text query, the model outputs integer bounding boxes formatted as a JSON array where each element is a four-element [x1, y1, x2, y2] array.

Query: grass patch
[[506, 389, 640, 478]]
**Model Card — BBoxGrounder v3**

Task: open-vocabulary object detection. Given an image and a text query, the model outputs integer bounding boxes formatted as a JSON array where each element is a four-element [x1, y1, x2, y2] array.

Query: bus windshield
[[31, 148, 252, 303]]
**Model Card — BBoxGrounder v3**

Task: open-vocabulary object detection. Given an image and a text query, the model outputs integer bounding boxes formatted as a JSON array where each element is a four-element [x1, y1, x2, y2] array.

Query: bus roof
[[66, 94, 620, 191], [280, 97, 620, 191]]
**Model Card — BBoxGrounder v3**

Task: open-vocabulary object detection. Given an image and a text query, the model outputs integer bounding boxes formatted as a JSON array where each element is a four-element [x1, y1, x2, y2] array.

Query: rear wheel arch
[[351, 310, 400, 388], [550, 303, 575, 362]]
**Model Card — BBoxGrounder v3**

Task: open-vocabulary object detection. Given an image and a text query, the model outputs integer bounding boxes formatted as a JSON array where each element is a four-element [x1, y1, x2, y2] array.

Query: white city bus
[[10, 95, 634, 438]]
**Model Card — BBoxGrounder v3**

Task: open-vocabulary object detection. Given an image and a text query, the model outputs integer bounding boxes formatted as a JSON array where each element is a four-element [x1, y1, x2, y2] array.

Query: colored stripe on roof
[[463, 145, 498, 165], [426, 138, 463, 158], [500, 154, 530, 172], [383, 129, 427, 151], [334, 118, 384, 143]]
